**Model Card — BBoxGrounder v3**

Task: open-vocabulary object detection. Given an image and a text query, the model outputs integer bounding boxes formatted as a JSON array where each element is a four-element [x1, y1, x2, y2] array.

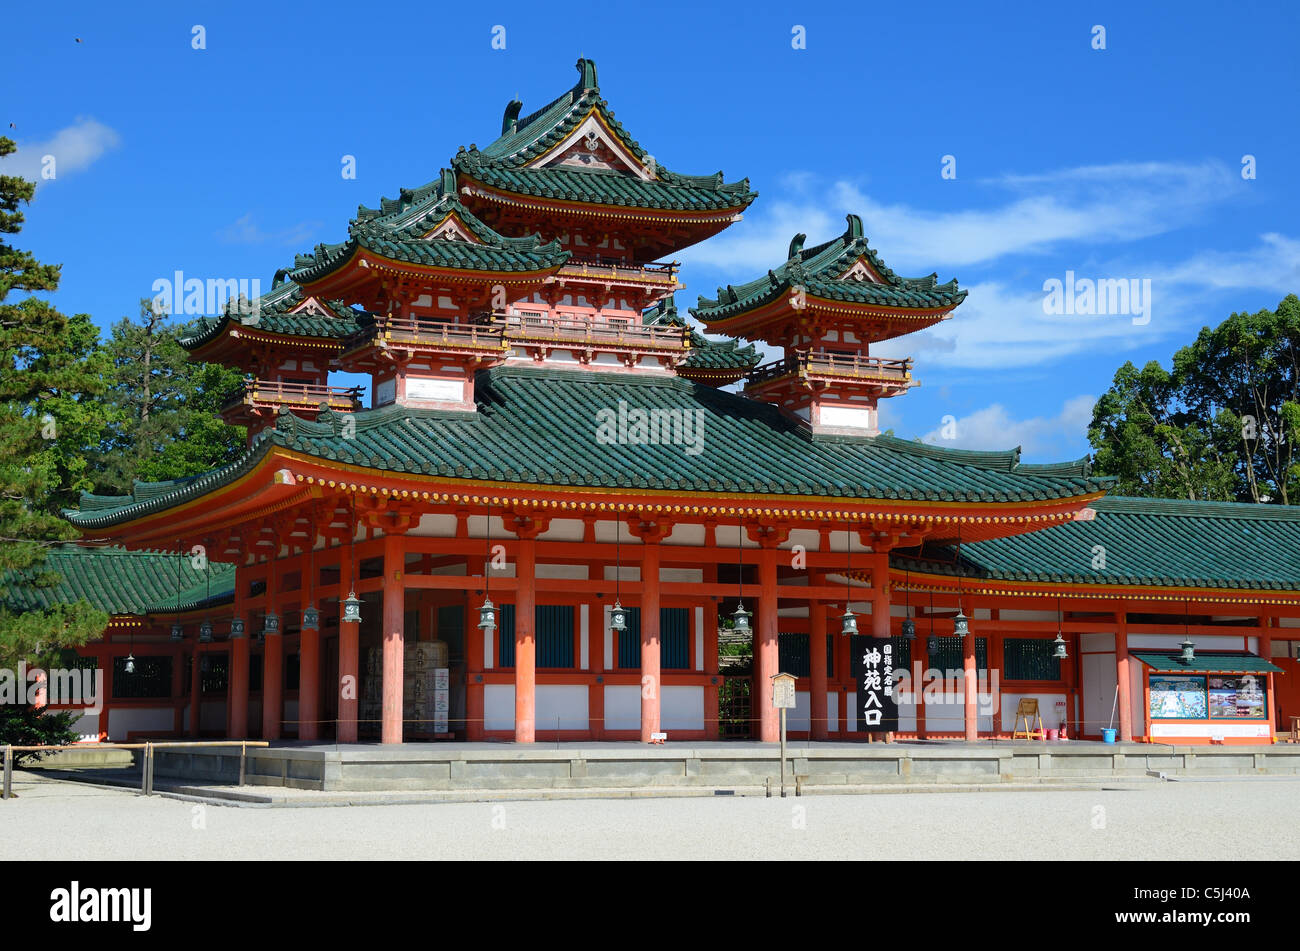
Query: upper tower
[[691, 214, 966, 435]]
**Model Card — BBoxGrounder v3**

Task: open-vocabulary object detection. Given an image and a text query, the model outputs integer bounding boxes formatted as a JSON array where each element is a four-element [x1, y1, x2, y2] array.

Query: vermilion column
[[189, 647, 202, 737], [229, 571, 249, 738], [299, 545, 320, 742], [381, 532, 405, 744], [756, 544, 779, 742], [809, 574, 829, 740], [515, 533, 537, 743], [337, 539, 359, 743], [262, 560, 283, 741], [640, 539, 661, 742], [1116, 608, 1132, 742], [963, 614, 978, 742]]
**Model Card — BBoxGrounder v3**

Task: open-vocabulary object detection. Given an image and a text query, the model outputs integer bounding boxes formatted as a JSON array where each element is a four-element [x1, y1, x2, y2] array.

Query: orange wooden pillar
[[962, 615, 977, 743], [381, 532, 405, 744], [1116, 608, 1132, 742], [809, 573, 829, 740], [640, 538, 661, 742], [229, 571, 249, 738], [337, 540, 359, 743], [189, 647, 202, 737], [467, 597, 486, 741], [262, 560, 283, 741], [299, 544, 320, 742], [703, 557, 720, 739], [515, 532, 537, 743], [756, 542, 779, 742]]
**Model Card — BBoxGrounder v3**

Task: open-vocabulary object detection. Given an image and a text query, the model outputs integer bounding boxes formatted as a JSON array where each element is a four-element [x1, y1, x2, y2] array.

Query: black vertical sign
[[850, 635, 898, 733]]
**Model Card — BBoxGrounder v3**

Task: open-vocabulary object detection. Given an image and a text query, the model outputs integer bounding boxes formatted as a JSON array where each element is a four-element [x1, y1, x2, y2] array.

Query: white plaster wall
[[1081, 632, 1115, 652], [662, 686, 703, 731], [536, 685, 588, 731], [69, 711, 100, 742], [604, 684, 641, 730], [484, 684, 515, 731], [1000, 692, 1067, 732], [107, 707, 173, 741], [1128, 633, 1245, 650]]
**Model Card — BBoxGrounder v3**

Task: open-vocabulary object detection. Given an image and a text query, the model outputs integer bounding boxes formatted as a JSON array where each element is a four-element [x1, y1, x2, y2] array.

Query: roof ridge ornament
[[787, 233, 805, 259], [502, 99, 522, 136]]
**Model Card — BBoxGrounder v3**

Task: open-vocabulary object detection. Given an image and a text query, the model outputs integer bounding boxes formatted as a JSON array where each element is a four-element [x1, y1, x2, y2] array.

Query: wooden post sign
[[772, 672, 797, 798], [852, 637, 899, 733]]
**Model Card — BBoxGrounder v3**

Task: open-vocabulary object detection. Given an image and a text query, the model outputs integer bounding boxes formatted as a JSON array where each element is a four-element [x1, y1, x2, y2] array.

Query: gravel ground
[[3, 772, 1297, 860]]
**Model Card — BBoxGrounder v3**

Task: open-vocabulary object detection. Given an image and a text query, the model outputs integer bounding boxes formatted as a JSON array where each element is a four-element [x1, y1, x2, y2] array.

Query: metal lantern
[[342, 592, 363, 624], [1052, 632, 1068, 660], [302, 606, 320, 631], [609, 601, 627, 632], [170, 622, 183, 641], [230, 616, 246, 639], [927, 634, 940, 657], [732, 601, 752, 634], [952, 611, 969, 639], [199, 618, 214, 643], [1180, 638, 1195, 663], [840, 609, 858, 637], [901, 617, 916, 641], [263, 611, 280, 639], [124, 653, 136, 675], [477, 597, 497, 633]]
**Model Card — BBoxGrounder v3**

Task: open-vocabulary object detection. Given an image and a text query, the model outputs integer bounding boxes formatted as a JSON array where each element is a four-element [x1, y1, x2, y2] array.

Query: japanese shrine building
[[38, 59, 1300, 746]]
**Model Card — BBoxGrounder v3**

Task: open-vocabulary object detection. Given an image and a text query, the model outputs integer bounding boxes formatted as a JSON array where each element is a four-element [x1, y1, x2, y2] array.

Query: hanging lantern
[[124, 653, 136, 675], [1180, 638, 1195, 663], [609, 601, 627, 632], [1052, 631, 1068, 660], [199, 618, 214, 643], [840, 609, 858, 637], [732, 601, 752, 634], [302, 606, 320, 631], [230, 616, 246, 638], [170, 622, 183, 641], [901, 617, 916, 641], [927, 634, 940, 657], [342, 592, 362, 624], [477, 597, 497, 633], [263, 611, 280, 639], [953, 612, 969, 639]]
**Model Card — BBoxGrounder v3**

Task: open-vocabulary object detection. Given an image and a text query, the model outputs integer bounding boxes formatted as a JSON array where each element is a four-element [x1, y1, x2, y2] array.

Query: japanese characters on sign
[[854, 636, 898, 733]]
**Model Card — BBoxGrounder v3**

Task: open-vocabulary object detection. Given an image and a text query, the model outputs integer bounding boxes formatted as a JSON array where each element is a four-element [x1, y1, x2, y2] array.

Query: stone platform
[[148, 740, 1300, 793]]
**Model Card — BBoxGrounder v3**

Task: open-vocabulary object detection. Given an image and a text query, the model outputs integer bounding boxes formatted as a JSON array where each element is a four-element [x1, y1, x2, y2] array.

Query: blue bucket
[[1102, 728, 1117, 744]]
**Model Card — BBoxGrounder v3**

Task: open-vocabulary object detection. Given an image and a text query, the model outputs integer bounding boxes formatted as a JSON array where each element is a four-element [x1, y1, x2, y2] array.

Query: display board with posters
[[1208, 675, 1267, 719], [1149, 675, 1207, 720]]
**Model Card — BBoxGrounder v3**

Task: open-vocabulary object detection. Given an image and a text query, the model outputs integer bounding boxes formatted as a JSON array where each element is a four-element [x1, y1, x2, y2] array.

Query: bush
[[0, 704, 79, 767]]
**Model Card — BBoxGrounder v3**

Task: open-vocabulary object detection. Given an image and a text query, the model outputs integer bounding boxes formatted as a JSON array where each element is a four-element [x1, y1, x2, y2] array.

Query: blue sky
[[6, 0, 1299, 462]]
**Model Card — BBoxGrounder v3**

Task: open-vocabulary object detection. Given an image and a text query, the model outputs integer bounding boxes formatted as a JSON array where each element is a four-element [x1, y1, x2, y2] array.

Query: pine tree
[[0, 137, 108, 665]]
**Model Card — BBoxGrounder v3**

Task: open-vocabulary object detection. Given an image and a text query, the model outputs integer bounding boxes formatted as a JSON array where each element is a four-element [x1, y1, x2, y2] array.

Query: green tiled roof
[[643, 298, 759, 372], [901, 495, 1300, 591], [178, 279, 364, 351], [1, 545, 235, 615], [289, 174, 569, 286], [452, 58, 755, 214], [692, 214, 966, 323], [65, 366, 1107, 530], [1132, 652, 1282, 674]]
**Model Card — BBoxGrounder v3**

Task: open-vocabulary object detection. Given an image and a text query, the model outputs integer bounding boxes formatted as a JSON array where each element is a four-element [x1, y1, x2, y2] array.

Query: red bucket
[[1047, 728, 1059, 740]]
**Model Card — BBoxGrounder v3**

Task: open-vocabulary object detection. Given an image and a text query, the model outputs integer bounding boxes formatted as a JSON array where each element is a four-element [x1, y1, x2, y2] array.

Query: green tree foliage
[[0, 704, 79, 767], [0, 137, 108, 664], [1090, 295, 1300, 503], [91, 299, 245, 496]]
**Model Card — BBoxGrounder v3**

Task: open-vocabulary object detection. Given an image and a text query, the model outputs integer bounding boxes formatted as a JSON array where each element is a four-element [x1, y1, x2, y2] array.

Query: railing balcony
[[748, 352, 914, 387], [347, 316, 505, 352], [559, 257, 680, 284], [221, 380, 363, 415], [501, 313, 689, 350]]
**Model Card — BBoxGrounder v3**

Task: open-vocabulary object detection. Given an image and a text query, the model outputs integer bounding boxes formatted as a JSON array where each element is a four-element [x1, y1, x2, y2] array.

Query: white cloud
[[684, 160, 1242, 277], [0, 117, 120, 184], [920, 394, 1097, 460], [219, 213, 320, 246]]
